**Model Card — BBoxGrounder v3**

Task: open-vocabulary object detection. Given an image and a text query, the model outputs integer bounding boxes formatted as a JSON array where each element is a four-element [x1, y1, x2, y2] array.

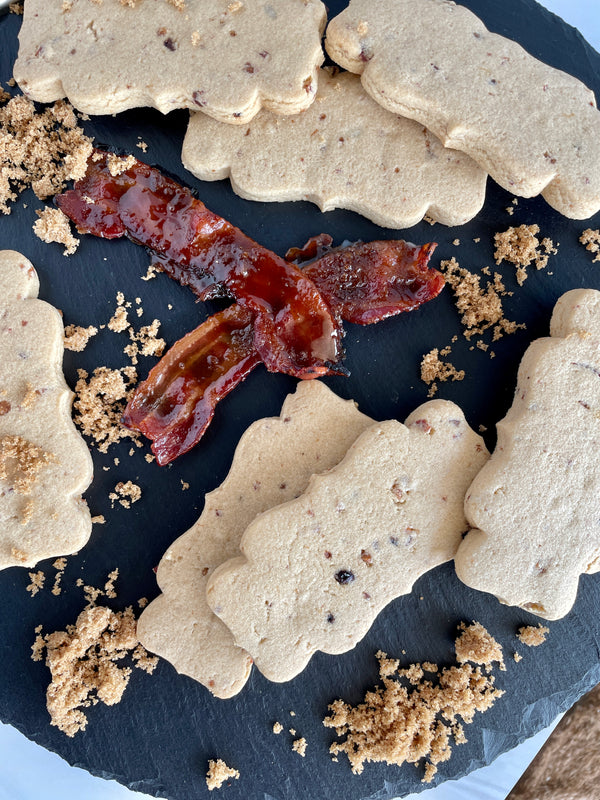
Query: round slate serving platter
[[1, 2, 600, 799]]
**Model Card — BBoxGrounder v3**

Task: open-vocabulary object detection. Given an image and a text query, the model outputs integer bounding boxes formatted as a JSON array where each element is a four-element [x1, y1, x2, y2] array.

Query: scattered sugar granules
[[441, 257, 523, 342], [26, 570, 45, 597], [206, 759, 240, 791], [64, 324, 98, 352], [324, 622, 504, 783], [73, 366, 139, 452], [109, 480, 142, 509], [420, 347, 465, 398], [517, 625, 549, 647], [494, 224, 558, 285], [580, 229, 600, 263], [33, 207, 79, 256], [0, 95, 92, 215]]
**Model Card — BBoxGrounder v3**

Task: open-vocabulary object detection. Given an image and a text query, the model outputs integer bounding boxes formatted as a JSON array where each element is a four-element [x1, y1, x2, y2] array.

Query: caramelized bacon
[[124, 239, 443, 464], [57, 151, 342, 379]]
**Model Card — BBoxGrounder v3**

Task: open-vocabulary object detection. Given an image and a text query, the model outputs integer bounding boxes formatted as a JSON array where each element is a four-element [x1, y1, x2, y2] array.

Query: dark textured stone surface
[[1, 3, 599, 799]]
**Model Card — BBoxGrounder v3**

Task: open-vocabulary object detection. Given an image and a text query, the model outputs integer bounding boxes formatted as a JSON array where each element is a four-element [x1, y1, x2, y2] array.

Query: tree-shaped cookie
[[326, 0, 600, 218], [206, 400, 488, 683], [0, 250, 93, 569], [455, 289, 600, 619], [137, 381, 373, 698], [15, 0, 326, 123], [182, 68, 487, 229]]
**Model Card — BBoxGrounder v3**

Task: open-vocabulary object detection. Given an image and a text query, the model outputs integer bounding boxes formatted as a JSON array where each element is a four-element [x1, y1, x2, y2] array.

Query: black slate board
[[1, 2, 600, 799]]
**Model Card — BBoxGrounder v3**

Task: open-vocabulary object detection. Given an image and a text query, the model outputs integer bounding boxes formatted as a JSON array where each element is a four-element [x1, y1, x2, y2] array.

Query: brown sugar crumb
[[0, 96, 92, 215], [517, 624, 549, 647], [324, 624, 504, 782], [580, 229, 600, 263], [513, 652, 522, 663], [422, 214, 436, 226], [272, 721, 283, 734], [494, 224, 558, 285], [0, 434, 55, 494], [180, 480, 189, 491], [33, 604, 143, 736], [27, 570, 45, 597], [141, 262, 161, 281], [132, 643, 159, 673], [108, 305, 129, 334], [20, 382, 41, 410], [91, 514, 106, 525], [10, 2, 24, 13], [73, 366, 139, 452], [109, 481, 142, 509], [137, 597, 148, 609], [52, 557, 67, 596], [124, 319, 166, 365], [64, 324, 98, 352], [33, 207, 79, 255], [455, 621, 505, 671], [106, 153, 137, 177], [206, 759, 240, 791], [420, 348, 465, 397], [104, 568, 119, 599], [136, 139, 148, 153], [292, 737, 307, 757], [441, 257, 524, 342], [191, 30, 202, 47], [11, 547, 28, 563], [167, 0, 186, 8]]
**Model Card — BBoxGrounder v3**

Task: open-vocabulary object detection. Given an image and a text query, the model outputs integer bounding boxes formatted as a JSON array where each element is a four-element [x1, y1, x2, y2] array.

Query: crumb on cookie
[[0, 434, 55, 494], [206, 759, 240, 791], [517, 624, 549, 647]]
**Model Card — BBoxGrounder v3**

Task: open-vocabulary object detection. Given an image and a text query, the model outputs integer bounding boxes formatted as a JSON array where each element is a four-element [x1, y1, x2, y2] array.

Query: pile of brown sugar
[[324, 622, 504, 783], [73, 366, 139, 452], [31, 573, 158, 737], [0, 94, 92, 214], [0, 434, 55, 493], [206, 759, 240, 791], [517, 624, 549, 647], [494, 224, 558, 285]]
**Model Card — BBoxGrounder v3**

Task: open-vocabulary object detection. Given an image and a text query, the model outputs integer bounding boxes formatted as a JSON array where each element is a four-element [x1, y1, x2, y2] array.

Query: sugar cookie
[[0, 250, 93, 569], [455, 289, 600, 619], [207, 400, 488, 683], [325, 0, 600, 219]]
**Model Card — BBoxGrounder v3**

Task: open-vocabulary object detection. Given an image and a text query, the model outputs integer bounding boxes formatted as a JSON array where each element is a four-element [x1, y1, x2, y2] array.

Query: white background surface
[[1, 2, 599, 799]]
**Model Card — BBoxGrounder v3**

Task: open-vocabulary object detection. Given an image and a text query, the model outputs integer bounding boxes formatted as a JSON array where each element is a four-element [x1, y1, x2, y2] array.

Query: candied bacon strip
[[122, 305, 260, 466], [57, 150, 342, 379], [125, 240, 443, 464]]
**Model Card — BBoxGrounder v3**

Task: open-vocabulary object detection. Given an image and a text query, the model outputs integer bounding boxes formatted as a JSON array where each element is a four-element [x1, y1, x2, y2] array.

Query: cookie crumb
[[180, 480, 189, 491], [64, 324, 98, 352], [206, 759, 240, 791], [27, 570, 45, 597], [91, 514, 106, 525], [138, 597, 148, 609], [272, 721, 283, 734], [136, 139, 148, 153], [141, 262, 161, 281], [292, 737, 307, 757], [513, 652, 522, 663], [517, 624, 549, 647], [580, 229, 600, 263], [33, 207, 79, 255], [324, 623, 504, 782]]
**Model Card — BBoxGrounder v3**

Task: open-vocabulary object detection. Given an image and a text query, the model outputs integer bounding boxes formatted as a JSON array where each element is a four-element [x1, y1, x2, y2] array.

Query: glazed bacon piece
[[123, 305, 261, 465], [124, 239, 443, 464], [57, 150, 342, 379]]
